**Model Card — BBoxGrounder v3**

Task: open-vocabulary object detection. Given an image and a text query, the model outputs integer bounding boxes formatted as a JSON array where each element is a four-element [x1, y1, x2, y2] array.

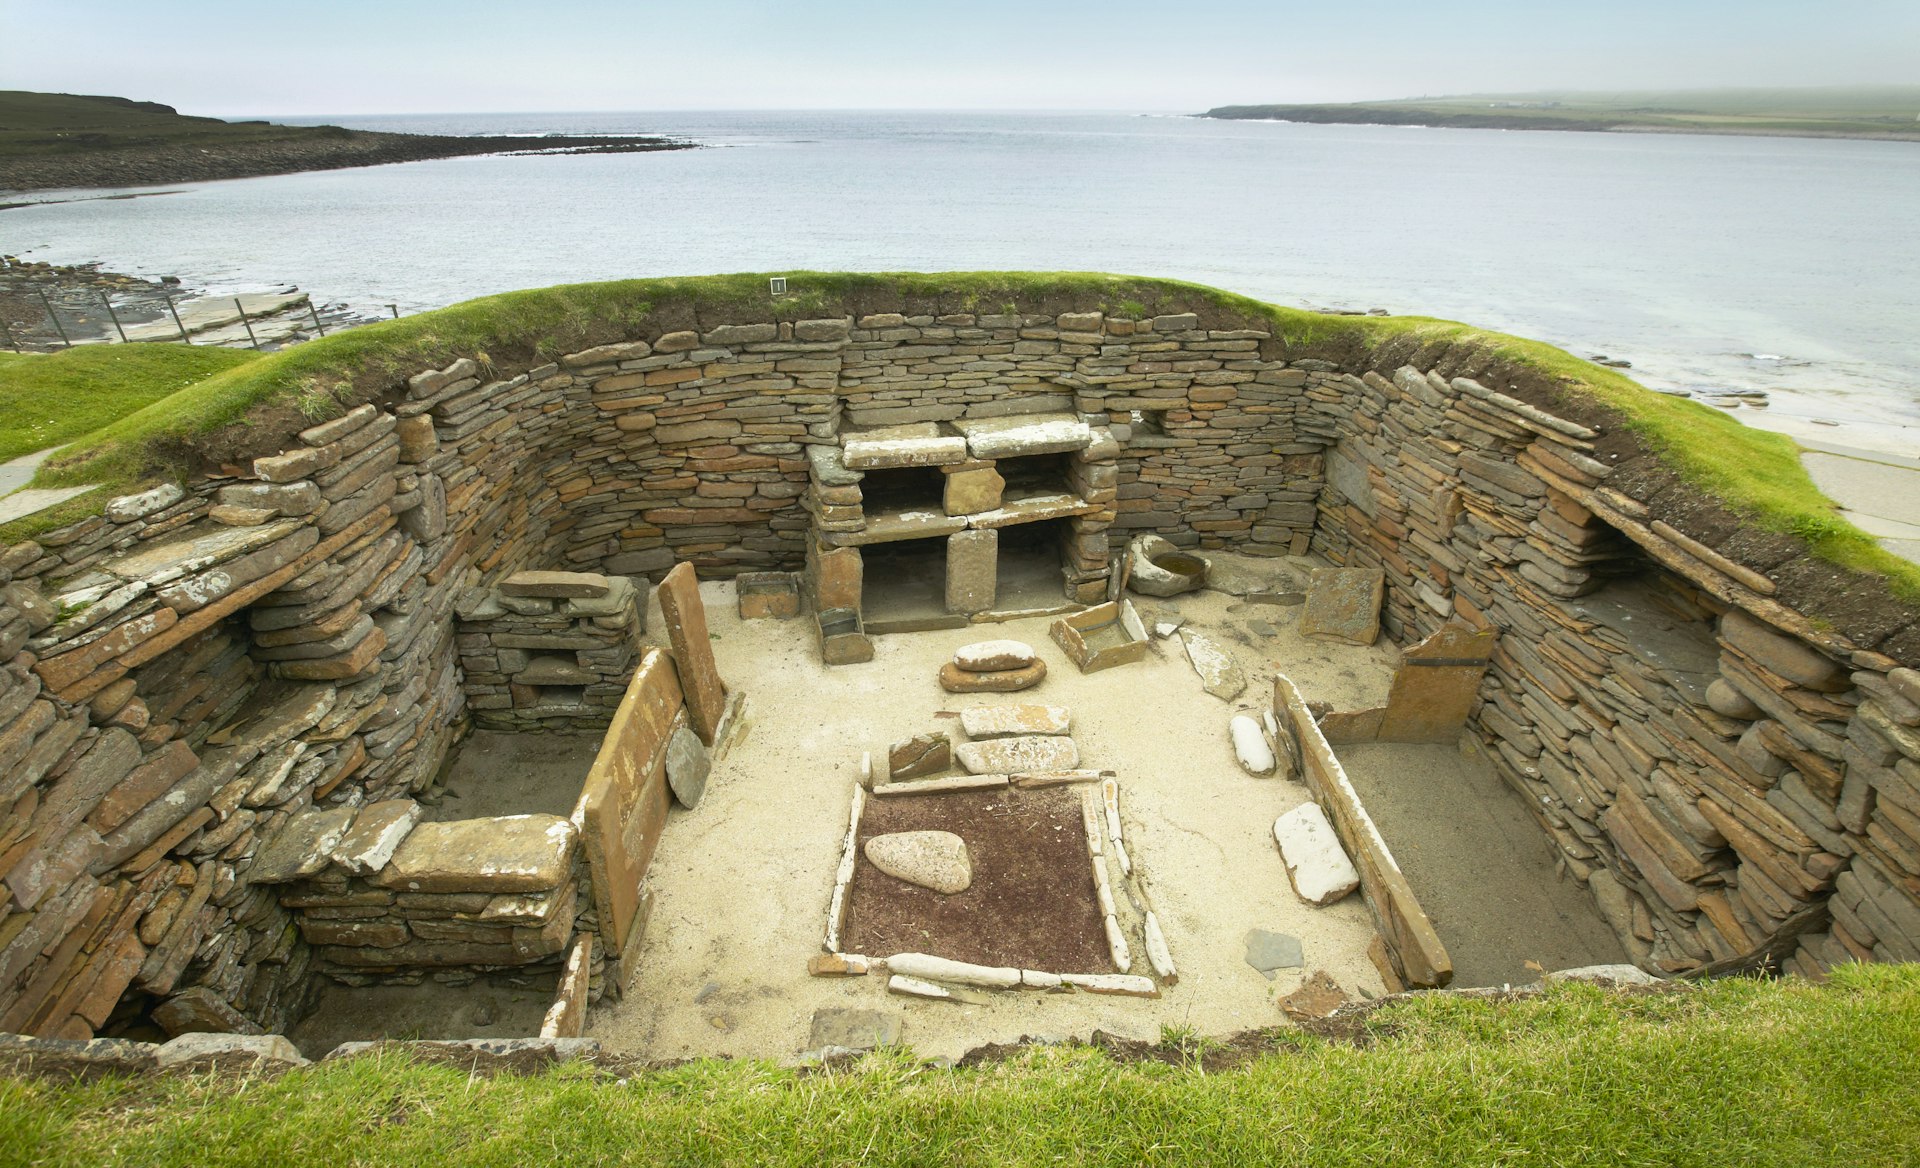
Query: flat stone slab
[[864, 830, 972, 894], [249, 805, 359, 884], [101, 518, 306, 586], [960, 704, 1071, 739], [666, 725, 711, 809], [955, 735, 1078, 774], [1244, 928, 1305, 979], [371, 814, 576, 893], [950, 413, 1092, 459], [330, 799, 422, 875], [1272, 803, 1360, 906], [155, 1033, 309, 1070], [841, 424, 969, 470], [953, 640, 1035, 672], [1299, 567, 1385, 646], [499, 570, 611, 599], [807, 444, 865, 486], [807, 1007, 902, 1054], [1180, 630, 1246, 701], [938, 660, 1045, 693]]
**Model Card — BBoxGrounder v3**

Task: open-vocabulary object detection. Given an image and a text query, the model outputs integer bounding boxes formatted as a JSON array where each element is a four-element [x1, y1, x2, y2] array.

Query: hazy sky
[[4, 0, 1914, 115]]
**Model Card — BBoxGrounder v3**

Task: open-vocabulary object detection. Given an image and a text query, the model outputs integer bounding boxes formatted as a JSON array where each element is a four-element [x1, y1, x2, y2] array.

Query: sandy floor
[[1338, 741, 1626, 988], [589, 580, 1404, 1063]]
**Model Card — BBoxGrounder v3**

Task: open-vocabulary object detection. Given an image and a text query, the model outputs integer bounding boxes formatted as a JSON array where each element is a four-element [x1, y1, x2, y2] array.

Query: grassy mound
[[0, 345, 260, 464], [4, 966, 1917, 1167], [1, 272, 1911, 602]]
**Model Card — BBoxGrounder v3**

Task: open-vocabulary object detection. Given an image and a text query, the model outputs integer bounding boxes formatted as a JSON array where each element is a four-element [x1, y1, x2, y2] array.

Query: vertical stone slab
[[1377, 623, 1496, 742], [946, 529, 998, 614], [813, 543, 863, 613], [572, 650, 683, 986], [657, 562, 728, 744], [1299, 567, 1385, 645]]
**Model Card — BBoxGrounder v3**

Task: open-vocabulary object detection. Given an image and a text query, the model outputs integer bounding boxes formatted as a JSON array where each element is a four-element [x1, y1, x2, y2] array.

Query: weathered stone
[[1272, 803, 1360, 906], [249, 805, 359, 883], [1280, 970, 1350, 1020], [216, 481, 321, 515], [208, 504, 276, 527], [1231, 714, 1275, 775], [953, 640, 1035, 672], [806, 1007, 901, 1053], [943, 466, 1005, 515], [1128, 534, 1209, 597], [500, 570, 611, 599], [959, 704, 1071, 739], [1721, 610, 1848, 693], [950, 413, 1092, 459], [658, 563, 728, 744], [888, 732, 951, 780], [515, 655, 596, 686], [1375, 623, 1495, 743], [1244, 928, 1304, 978], [938, 660, 1045, 693], [330, 799, 423, 874], [371, 814, 576, 893], [955, 735, 1078, 774], [884, 951, 1019, 987], [864, 831, 972, 894], [1180, 630, 1245, 701], [1299, 567, 1384, 645], [841, 424, 969, 470], [155, 1033, 308, 1070], [105, 483, 185, 523], [101, 519, 306, 587], [806, 953, 872, 977], [665, 724, 710, 809], [945, 529, 997, 613], [151, 986, 262, 1037]]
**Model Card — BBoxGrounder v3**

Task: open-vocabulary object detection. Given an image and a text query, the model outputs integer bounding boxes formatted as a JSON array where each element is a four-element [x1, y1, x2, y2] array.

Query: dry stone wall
[[1, 293, 1916, 1046], [1307, 365, 1920, 979]]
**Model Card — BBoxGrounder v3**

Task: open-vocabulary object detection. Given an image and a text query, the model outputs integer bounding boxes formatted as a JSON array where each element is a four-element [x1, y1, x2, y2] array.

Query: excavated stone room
[[3, 276, 1916, 1067]]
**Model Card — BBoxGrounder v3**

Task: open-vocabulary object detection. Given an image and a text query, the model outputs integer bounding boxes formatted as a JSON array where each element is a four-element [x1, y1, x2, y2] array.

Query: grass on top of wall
[[4, 965, 1918, 1168], [2, 271, 1912, 603]]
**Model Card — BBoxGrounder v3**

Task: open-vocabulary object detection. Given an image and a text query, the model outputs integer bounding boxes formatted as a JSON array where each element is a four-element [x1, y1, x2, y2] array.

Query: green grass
[[0, 345, 260, 464], [0, 90, 352, 162], [3, 966, 1916, 1167], [2, 270, 1912, 603]]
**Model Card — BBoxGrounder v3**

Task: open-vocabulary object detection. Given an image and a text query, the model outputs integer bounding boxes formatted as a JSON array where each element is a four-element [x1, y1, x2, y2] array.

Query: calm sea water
[[7, 110, 1918, 438]]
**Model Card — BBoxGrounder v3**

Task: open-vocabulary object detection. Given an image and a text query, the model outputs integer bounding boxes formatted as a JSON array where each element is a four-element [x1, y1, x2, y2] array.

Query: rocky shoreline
[[0, 130, 694, 194], [1199, 105, 1920, 142]]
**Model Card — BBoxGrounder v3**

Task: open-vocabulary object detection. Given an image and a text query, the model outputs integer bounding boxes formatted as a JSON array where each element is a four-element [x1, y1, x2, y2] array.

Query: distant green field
[[0, 90, 347, 161], [1205, 86, 1920, 139]]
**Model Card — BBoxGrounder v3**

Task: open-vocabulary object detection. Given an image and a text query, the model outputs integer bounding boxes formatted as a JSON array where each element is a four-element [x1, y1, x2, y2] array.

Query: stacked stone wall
[[1307, 364, 1920, 979], [2, 292, 1916, 1046]]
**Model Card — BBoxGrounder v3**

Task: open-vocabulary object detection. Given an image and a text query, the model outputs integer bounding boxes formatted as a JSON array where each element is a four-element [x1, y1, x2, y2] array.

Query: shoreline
[[1198, 107, 1920, 142], [0, 129, 697, 194]]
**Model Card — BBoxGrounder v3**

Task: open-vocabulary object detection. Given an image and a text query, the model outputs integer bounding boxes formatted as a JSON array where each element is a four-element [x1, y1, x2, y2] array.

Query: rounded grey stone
[[666, 725, 711, 809]]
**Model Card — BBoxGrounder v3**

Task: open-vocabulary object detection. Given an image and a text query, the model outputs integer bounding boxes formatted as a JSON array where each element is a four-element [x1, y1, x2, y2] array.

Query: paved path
[[1798, 439, 1920, 566], [0, 448, 97, 527]]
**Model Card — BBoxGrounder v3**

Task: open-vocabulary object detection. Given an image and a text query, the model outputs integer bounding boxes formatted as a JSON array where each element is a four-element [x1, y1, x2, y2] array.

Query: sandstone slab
[[955, 735, 1078, 774], [938, 660, 1045, 693], [659, 562, 728, 744], [945, 529, 997, 614], [864, 831, 972, 894], [372, 814, 576, 893], [888, 732, 951, 780], [943, 465, 1005, 515], [249, 805, 359, 884], [500, 570, 611, 599], [959, 704, 1071, 739], [953, 640, 1036, 672], [1272, 802, 1360, 906], [950, 413, 1092, 459], [666, 724, 711, 809], [1299, 567, 1384, 645], [1180, 630, 1245, 701], [806, 1007, 901, 1054], [1244, 928, 1304, 978]]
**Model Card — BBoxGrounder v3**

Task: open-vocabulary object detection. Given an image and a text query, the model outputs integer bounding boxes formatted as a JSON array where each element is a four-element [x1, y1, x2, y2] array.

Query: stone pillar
[[946, 529, 997, 614]]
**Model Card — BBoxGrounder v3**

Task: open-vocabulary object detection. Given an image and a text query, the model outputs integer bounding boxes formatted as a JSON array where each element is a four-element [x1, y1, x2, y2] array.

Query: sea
[[6, 110, 1918, 448]]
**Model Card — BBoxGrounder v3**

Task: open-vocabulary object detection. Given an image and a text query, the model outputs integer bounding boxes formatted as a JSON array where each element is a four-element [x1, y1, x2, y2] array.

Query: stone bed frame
[[2, 287, 1918, 1047]]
